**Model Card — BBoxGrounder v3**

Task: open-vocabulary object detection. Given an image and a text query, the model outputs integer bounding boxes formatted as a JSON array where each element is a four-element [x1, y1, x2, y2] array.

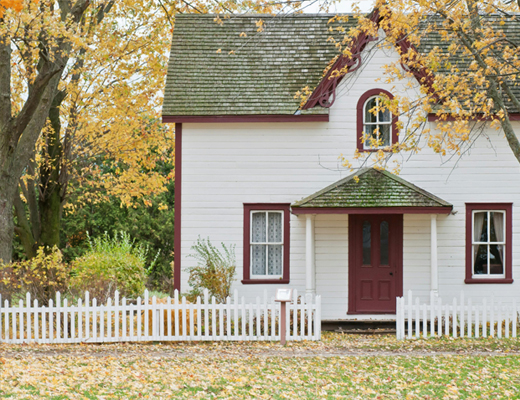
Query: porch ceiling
[[291, 168, 452, 214]]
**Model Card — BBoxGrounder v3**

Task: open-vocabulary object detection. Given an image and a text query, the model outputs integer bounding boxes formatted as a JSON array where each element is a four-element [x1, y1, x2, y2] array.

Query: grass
[[1, 333, 520, 399]]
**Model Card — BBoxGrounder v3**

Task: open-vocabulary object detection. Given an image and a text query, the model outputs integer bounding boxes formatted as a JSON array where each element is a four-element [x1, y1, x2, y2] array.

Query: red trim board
[[162, 115, 329, 124], [174, 123, 182, 292], [292, 206, 452, 215]]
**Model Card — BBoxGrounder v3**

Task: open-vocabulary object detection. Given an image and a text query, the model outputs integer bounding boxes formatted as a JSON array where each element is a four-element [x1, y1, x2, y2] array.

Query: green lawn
[[1, 333, 520, 399]]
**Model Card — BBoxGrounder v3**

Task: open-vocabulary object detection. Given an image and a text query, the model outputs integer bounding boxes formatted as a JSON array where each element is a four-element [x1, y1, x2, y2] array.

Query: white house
[[162, 12, 520, 320]]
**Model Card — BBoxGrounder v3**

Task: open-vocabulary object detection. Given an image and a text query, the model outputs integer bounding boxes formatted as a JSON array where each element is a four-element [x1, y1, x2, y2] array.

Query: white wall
[[179, 36, 520, 319]]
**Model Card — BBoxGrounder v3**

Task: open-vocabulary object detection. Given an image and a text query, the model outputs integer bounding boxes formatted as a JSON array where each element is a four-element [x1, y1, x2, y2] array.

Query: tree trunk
[[0, 181, 15, 263], [38, 93, 65, 251]]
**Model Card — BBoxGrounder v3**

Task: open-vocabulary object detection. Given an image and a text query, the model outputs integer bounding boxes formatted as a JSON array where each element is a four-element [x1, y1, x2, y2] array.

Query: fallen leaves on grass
[[1, 333, 520, 398]]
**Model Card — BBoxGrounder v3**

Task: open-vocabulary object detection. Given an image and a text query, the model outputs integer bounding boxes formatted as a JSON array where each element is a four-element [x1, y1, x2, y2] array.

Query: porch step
[[322, 320, 396, 334]]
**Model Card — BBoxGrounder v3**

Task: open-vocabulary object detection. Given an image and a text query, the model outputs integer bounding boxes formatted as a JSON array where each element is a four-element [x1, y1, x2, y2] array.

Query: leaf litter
[[1, 333, 520, 398]]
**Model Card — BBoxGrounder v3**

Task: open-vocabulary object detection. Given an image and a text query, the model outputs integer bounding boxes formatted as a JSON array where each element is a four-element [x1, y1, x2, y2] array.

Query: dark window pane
[[363, 124, 377, 147], [378, 106, 391, 122], [489, 244, 504, 274], [473, 244, 488, 275], [364, 98, 377, 123], [380, 221, 389, 265], [473, 212, 487, 242], [362, 221, 371, 265], [379, 124, 391, 146]]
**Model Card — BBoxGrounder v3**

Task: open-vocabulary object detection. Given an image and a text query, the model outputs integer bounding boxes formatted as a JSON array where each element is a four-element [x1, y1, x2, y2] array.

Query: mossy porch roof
[[292, 168, 453, 209]]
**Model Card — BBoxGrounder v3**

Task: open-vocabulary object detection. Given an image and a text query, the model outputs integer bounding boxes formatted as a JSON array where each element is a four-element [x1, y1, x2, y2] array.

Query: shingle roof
[[163, 13, 520, 116], [416, 15, 520, 113], [291, 168, 453, 209], [163, 14, 355, 116]]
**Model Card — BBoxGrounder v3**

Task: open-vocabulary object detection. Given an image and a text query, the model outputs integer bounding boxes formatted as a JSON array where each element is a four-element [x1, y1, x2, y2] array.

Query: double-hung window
[[356, 89, 398, 152], [362, 96, 392, 149], [242, 204, 290, 284], [465, 203, 513, 283]]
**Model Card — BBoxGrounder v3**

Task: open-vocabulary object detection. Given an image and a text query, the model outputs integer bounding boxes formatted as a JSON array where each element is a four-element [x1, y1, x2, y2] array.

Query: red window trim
[[465, 203, 513, 284], [242, 203, 290, 284], [356, 89, 399, 152]]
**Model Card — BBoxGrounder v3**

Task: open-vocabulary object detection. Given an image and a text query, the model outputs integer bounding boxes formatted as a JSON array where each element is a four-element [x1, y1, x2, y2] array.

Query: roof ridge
[[292, 168, 372, 207], [292, 167, 453, 209]]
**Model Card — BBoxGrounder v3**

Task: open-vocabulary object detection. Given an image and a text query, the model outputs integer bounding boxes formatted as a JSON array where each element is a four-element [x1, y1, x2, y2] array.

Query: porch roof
[[291, 168, 452, 214]]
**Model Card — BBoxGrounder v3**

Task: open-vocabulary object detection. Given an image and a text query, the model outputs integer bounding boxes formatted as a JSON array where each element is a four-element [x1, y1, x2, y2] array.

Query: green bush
[[70, 231, 154, 302], [186, 237, 236, 303]]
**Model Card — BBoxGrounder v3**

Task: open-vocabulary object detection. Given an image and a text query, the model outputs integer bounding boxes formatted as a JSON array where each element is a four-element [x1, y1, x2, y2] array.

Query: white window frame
[[471, 210, 506, 279], [250, 210, 284, 279], [363, 95, 392, 149]]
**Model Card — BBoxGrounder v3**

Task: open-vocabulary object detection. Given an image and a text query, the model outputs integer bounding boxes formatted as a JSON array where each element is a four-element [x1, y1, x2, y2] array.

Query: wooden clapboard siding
[[179, 38, 520, 319], [315, 215, 348, 319]]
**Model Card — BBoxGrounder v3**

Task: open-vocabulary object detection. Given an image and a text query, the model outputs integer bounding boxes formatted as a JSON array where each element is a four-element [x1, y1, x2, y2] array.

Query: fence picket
[[514, 299, 518, 338], [452, 298, 457, 338], [460, 292, 464, 338], [240, 296, 246, 341], [197, 296, 202, 340], [407, 291, 412, 339], [498, 301, 502, 339], [182, 296, 187, 340], [115, 291, 120, 341]]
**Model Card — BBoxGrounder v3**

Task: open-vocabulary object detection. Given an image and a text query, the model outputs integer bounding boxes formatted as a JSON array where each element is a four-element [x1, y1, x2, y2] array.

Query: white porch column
[[430, 214, 438, 294], [305, 214, 316, 294]]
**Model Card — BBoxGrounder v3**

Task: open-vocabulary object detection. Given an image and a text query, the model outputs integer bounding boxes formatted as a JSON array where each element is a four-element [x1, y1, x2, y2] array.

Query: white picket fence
[[0, 289, 321, 344], [397, 290, 520, 340]]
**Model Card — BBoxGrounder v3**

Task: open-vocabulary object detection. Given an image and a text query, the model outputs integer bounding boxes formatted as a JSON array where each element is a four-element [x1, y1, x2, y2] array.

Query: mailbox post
[[275, 288, 293, 346]]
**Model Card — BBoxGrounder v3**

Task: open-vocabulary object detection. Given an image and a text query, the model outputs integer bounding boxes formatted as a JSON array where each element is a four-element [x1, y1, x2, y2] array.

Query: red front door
[[348, 214, 403, 314]]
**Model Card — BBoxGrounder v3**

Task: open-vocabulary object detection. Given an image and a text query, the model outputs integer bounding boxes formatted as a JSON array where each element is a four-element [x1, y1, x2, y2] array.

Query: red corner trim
[[243, 203, 291, 284], [162, 115, 329, 123], [302, 9, 381, 110], [465, 203, 513, 284], [174, 123, 182, 292], [356, 89, 399, 152]]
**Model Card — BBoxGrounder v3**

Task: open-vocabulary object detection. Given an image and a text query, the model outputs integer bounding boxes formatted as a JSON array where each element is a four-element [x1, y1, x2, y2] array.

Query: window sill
[[359, 147, 393, 153], [464, 278, 513, 284], [241, 279, 290, 285]]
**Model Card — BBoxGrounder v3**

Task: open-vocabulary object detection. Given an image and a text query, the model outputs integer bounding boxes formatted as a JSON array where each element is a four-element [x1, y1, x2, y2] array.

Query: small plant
[[70, 231, 155, 302], [186, 237, 236, 303], [0, 246, 69, 306]]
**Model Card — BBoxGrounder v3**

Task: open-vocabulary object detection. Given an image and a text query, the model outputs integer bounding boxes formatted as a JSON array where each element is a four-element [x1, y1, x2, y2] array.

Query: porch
[[291, 168, 452, 320]]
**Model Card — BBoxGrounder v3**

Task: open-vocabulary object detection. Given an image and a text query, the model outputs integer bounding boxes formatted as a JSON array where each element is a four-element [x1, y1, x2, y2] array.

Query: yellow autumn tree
[[10, 0, 290, 259], [319, 1, 520, 169], [0, 0, 22, 17], [12, 0, 176, 257]]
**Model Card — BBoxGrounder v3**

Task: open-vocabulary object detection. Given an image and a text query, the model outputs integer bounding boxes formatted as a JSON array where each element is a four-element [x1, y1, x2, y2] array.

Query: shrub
[[0, 247, 69, 306], [70, 231, 154, 302], [186, 237, 236, 303]]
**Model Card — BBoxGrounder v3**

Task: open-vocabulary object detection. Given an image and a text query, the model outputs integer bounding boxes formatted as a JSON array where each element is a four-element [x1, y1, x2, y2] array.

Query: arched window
[[356, 89, 398, 151]]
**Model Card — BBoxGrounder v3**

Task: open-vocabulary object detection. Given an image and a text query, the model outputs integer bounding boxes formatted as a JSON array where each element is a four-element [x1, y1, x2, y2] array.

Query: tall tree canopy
[[12, 0, 175, 258]]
